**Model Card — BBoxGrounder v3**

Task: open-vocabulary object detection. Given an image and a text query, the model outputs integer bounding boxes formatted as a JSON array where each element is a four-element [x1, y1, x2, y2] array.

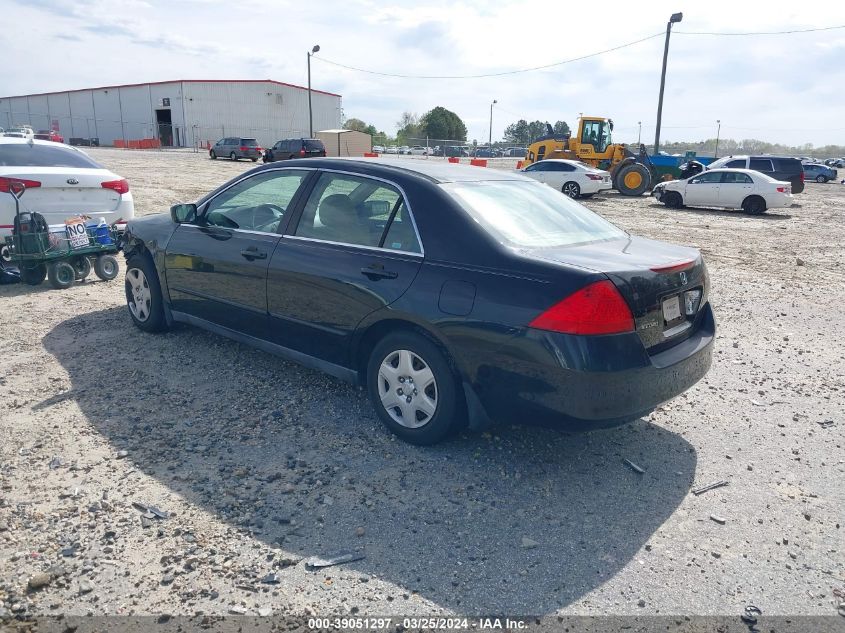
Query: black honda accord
[[122, 158, 714, 444]]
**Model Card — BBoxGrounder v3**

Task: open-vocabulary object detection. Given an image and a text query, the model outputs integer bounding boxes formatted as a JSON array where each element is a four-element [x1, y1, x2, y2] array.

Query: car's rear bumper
[[465, 303, 715, 430]]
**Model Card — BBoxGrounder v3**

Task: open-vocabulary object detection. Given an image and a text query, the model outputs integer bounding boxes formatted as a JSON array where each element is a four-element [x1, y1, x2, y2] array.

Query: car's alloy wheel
[[126, 268, 152, 322], [562, 182, 581, 198], [230, 152, 237, 161], [816, 175, 826, 183], [377, 349, 438, 428], [0, 244, 10, 263]]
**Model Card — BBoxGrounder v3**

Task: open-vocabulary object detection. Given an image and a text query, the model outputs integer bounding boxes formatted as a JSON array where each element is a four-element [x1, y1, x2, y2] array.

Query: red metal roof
[[0, 79, 341, 99]]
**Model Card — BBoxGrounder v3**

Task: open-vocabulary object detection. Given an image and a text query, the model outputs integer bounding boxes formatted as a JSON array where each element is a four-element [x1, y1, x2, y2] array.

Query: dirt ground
[[0, 149, 843, 619]]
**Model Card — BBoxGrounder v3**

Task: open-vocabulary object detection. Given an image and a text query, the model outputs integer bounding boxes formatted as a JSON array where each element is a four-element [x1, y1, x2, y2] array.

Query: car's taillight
[[0, 177, 41, 192], [240, 146, 249, 152], [776, 186, 788, 193], [586, 174, 603, 180], [528, 280, 635, 336], [800, 171, 805, 182], [300, 148, 306, 156], [101, 179, 129, 194]]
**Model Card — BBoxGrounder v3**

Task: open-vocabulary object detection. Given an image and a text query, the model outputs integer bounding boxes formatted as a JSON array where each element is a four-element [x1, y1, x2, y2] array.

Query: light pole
[[637, 121, 642, 146], [714, 119, 721, 158], [654, 12, 683, 155], [307, 44, 320, 138], [488, 99, 497, 148]]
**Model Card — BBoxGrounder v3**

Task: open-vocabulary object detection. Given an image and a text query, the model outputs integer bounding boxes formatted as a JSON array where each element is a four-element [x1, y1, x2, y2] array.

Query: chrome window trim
[[282, 234, 423, 258], [198, 166, 425, 255], [179, 224, 283, 238]]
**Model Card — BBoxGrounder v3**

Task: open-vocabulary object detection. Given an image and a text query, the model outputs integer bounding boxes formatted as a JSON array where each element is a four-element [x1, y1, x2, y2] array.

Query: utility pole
[[654, 12, 683, 155], [308, 44, 320, 137], [714, 119, 721, 158], [637, 121, 642, 146], [488, 99, 497, 148]]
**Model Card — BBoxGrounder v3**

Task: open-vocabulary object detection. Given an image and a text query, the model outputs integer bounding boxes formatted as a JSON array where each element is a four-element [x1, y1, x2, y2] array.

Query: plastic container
[[93, 218, 112, 246]]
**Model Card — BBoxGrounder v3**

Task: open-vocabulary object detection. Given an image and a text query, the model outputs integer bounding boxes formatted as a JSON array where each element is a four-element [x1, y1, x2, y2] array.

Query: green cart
[[4, 182, 120, 289]]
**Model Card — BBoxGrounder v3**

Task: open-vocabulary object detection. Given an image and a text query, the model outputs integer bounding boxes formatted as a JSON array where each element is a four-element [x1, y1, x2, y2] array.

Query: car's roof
[[264, 157, 528, 183], [700, 168, 778, 180], [0, 137, 72, 147]]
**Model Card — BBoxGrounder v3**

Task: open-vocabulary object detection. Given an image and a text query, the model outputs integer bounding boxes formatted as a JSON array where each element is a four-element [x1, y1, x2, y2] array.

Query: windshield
[[580, 120, 612, 153], [442, 180, 626, 248]]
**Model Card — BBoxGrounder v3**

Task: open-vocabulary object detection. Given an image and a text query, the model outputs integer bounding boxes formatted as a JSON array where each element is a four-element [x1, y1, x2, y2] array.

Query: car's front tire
[[125, 254, 168, 332], [664, 191, 683, 208], [366, 331, 464, 445], [209, 150, 217, 160], [230, 152, 238, 161]]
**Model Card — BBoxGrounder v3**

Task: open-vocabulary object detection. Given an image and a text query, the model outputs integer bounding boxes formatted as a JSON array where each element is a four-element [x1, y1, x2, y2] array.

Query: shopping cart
[[4, 181, 120, 289]]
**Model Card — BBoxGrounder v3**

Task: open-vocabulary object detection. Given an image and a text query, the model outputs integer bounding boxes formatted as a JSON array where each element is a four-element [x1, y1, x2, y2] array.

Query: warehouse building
[[0, 79, 342, 149]]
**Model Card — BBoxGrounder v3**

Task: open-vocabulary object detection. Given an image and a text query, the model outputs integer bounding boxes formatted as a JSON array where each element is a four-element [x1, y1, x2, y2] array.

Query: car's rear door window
[[293, 172, 418, 251], [749, 158, 774, 171], [203, 170, 308, 233], [0, 144, 101, 168]]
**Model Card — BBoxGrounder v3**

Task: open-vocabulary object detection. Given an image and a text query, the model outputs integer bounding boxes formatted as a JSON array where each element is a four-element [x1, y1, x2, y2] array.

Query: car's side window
[[691, 172, 722, 184], [749, 158, 773, 171], [293, 172, 415, 250], [525, 163, 545, 172], [725, 159, 744, 168], [382, 202, 421, 254], [203, 170, 307, 233], [721, 172, 752, 184]]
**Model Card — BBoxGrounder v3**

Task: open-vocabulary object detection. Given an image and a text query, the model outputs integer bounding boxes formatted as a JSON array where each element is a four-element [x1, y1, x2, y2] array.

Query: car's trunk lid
[[519, 235, 709, 350], [2, 167, 123, 220]]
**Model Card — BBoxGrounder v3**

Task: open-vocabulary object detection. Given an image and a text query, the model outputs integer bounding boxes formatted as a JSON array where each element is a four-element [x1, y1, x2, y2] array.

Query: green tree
[[503, 119, 529, 145], [419, 106, 467, 142], [527, 120, 549, 143], [553, 120, 570, 136], [343, 118, 369, 132], [396, 111, 421, 144]]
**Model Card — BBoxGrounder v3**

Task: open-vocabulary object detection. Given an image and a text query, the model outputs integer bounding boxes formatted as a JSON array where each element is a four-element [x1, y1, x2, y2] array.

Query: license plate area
[[662, 294, 684, 327]]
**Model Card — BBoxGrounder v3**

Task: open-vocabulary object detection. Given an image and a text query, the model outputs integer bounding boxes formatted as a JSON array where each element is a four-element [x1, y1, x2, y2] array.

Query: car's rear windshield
[[304, 140, 324, 150], [0, 144, 101, 168], [240, 138, 259, 146], [442, 180, 626, 248]]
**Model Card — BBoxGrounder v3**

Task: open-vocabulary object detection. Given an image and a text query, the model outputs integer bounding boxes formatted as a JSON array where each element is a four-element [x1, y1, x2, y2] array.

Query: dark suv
[[263, 138, 326, 162], [707, 155, 805, 193], [210, 138, 262, 161]]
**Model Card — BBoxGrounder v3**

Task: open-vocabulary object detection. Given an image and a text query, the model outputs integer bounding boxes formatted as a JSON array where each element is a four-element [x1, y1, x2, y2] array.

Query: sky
[[2, 0, 844, 147]]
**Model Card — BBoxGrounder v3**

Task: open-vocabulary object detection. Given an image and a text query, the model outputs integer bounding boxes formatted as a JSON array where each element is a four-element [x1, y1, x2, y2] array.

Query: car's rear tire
[[73, 256, 92, 280], [366, 331, 464, 445], [664, 191, 683, 208], [562, 181, 581, 198], [230, 152, 238, 161], [742, 195, 767, 215], [251, 157, 258, 162], [615, 163, 651, 196], [94, 254, 119, 280], [0, 243, 10, 263], [209, 150, 217, 160], [20, 263, 47, 286], [48, 261, 76, 289], [816, 175, 827, 183], [125, 254, 167, 332]]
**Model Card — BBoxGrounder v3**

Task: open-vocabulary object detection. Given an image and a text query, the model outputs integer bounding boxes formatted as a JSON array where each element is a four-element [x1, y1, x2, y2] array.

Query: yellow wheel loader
[[523, 117, 657, 196]]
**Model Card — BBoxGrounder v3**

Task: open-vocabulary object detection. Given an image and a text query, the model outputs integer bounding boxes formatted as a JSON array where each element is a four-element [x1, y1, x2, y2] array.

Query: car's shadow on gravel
[[645, 203, 793, 220], [43, 306, 698, 615]]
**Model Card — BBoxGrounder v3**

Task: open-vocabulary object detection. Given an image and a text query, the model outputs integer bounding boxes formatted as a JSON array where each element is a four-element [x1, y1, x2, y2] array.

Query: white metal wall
[[182, 81, 342, 149], [0, 80, 341, 148]]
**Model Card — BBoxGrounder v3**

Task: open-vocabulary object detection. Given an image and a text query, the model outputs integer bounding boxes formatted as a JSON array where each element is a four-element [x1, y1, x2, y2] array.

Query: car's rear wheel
[[664, 191, 683, 208], [562, 181, 581, 198], [230, 152, 238, 161], [48, 261, 76, 289], [366, 331, 463, 445], [742, 195, 767, 215], [0, 244, 11, 263], [125, 254, 167, 332], [209, 150, 217, 159], [816, 175, 827, 183]]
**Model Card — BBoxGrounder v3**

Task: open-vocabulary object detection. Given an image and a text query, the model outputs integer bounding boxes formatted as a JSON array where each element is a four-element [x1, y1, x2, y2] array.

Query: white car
[[383, 146, 399, 154], [520, 159, 612, 198], [653, 168, 791, 214], [0, 138, 134, 260], [4, 126, 34, 140], [372, 145, 385, 153], [407, 145, 431, 156]]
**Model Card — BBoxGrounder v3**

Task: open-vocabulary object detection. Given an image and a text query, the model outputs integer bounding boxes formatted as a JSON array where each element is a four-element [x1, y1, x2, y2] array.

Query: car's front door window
[[690, 172, 722, 184], [203, 170, 307, 232]]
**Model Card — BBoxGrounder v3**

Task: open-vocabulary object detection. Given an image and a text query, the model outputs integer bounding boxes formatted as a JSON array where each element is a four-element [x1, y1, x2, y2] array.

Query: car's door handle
[[361, 265, 398, 280], [240, 248, 267, 260]]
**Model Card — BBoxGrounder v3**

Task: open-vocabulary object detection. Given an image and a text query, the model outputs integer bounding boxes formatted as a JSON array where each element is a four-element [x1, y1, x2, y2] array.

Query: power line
[[314, 32, 664, 79], [676, 24, 845, 36]]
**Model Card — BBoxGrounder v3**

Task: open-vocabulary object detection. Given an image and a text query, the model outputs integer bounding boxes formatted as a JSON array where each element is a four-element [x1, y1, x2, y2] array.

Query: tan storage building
[[317, 129, 372, 157]]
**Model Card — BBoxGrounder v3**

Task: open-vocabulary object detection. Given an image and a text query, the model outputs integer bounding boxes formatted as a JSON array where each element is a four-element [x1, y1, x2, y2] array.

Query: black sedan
[[122, 158, 714, 445]]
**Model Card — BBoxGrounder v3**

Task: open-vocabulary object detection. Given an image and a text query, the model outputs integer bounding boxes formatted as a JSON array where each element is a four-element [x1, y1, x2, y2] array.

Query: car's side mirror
[[171, 203, 197, 224]]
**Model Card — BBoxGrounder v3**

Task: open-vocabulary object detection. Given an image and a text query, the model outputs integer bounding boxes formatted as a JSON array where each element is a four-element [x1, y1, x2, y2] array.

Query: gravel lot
[[1, 149, 843, 619]]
